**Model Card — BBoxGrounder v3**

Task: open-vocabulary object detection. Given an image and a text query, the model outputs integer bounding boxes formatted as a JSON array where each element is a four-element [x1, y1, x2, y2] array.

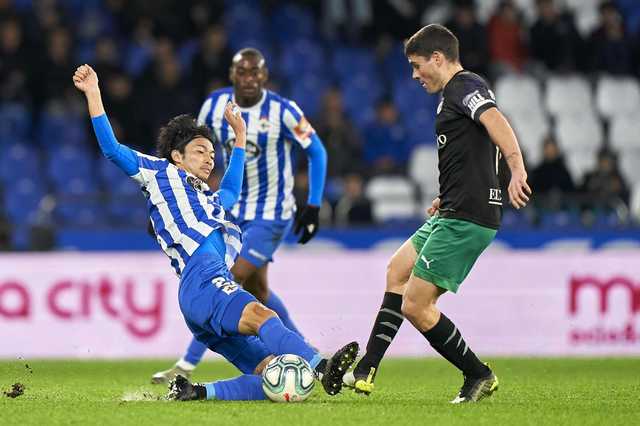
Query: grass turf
[[1, 358, 638, 426]]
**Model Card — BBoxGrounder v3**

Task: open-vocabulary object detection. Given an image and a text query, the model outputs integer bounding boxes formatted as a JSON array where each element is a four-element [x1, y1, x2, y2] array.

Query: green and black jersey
[[435, 70, 502, 229]]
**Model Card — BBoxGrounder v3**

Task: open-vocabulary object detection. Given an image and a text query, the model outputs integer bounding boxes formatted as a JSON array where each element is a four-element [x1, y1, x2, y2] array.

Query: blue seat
[[278, 40, 326, 81], [3, 178, 45, 225], [382, 44, 410, 84], [54, 199, 105, 227], [46, 144, 94, 188], [287, 74, 329, 119], [55, 176, 99, 196], [341, 74, 383, 128], [107, 197, 149, 227], [405, 108, 436, 147], [270, 4, 317, 43], [0, 143, 42, 184], [332, 47, 377, 81], [38, 113, 87, 148], [0, 103, 31, 143]]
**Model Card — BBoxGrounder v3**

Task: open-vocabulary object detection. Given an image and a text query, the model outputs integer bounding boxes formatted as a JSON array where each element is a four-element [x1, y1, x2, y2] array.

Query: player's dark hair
[[404, 24, 460, 62], [156, 114, 213, 164]]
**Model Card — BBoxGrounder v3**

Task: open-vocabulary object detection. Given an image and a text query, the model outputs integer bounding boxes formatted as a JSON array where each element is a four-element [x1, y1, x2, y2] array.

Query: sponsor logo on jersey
[[224, 137, 262, 160], [437, 134, 447, 149], [463, 89, 494, 117], [489, 188, 502, 206]]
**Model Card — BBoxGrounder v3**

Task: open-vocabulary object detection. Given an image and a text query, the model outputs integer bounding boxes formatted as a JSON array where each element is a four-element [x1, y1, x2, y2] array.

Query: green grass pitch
[[1, 358, 639, 425]]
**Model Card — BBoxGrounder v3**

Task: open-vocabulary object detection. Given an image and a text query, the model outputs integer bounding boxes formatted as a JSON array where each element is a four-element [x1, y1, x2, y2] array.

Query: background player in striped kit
[[152, 48, 328, 384], [73, 64, 356, 401]]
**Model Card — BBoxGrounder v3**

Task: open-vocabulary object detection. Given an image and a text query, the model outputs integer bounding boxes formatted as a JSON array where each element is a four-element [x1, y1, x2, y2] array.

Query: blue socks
[[183, 337, 208, 366], [258, 317, 321, 368], [265, 291, 304, 338], [205, 374, 266, 400]]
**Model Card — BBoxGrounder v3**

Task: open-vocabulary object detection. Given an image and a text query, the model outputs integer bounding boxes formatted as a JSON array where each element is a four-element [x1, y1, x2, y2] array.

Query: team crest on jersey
[[224, 138, 262, 160], [258, 116, 271, 133]]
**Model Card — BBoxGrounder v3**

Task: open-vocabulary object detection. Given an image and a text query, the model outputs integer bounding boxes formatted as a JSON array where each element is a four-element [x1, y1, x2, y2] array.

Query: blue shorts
[[237, 219, 293, 267], [178, 253, 267, 369]]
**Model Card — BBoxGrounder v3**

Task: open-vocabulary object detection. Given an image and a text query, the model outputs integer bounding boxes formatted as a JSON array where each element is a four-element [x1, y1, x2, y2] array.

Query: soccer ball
[[261, 354, 315, 402]]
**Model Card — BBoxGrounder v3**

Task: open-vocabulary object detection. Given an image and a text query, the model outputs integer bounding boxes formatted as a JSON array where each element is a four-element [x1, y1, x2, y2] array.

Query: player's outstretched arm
[[217, 103, 247, 209], [479, 107, 531, 209], [72, 64, 138, 176]]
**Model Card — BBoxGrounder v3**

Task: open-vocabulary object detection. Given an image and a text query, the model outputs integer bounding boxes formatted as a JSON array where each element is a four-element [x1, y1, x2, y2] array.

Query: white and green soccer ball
[[261, 354, 315, 402]]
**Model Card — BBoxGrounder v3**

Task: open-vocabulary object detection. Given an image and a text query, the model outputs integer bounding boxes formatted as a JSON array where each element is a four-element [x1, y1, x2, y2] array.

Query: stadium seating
[[545, 75, 594, 118], [365, 176, 418, 223], [408, 145, 439, 200], [506, 110, 549, 166], [609, 113, 640, 152], [596, 76, 640, 119], [495, 74, 544, 118]]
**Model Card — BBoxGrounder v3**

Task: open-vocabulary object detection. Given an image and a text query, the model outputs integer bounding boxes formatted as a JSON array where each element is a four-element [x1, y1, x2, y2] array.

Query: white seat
[[610, 114, 640, 152], [564, 0, 600, 36], [365, 176, 418, 222], [495, 74, 544, 117], [618, 152, 640, 186], [596, 76, 640, 119], [555, 112, 604, 152], [506, 111, 550, 166], [545, 75, 594, 118], [408, 146, 439, 199], [565, 150, 597, 183], [630, 182, 640, 222]]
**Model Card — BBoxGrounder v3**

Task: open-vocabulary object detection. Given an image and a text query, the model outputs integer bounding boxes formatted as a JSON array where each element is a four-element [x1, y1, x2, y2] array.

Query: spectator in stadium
[[445, 0, 490, 77], [35, 26, 75, 108], [315, 87, 364, 180], [190, 25, 233, 98], [529, 136, 575, 210], [0, 16, 31, 104], [580, 148, 630, 211], [588, 1, 634, 75], [102, 71, 141, 148], [362, 98, 410, 175], [92, 36, 122, 79], [487, 0, 528, 75], [529, 0, 583, 73], [334, 173, 373, 226]]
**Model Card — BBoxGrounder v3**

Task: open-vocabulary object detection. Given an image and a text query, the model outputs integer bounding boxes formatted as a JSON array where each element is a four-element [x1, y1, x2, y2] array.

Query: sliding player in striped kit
[[73, 64, 355, 401], [152, 48, 328, 384]]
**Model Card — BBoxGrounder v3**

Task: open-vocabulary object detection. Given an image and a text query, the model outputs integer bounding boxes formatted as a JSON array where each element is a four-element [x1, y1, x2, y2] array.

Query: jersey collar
[[232, 89, 267, 112]]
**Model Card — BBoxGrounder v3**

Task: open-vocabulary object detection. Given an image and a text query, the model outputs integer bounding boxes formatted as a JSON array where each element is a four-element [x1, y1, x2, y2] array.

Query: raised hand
[[72, 64, 99, 94], [223, 102, 246, 135]]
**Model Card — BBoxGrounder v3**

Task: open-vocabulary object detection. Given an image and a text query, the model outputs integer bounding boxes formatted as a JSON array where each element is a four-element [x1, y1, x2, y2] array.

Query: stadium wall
[[1, 251, 639, 358]]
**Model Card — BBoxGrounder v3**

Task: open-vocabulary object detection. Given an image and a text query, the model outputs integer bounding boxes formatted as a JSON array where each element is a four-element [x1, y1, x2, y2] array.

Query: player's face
[[408, 54, 442, 94], [177, 137, 215, 181], [230, 55, 268, 101]]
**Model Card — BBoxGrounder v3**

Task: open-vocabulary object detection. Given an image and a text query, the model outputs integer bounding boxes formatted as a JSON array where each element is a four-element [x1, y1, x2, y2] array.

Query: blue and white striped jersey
[[129, 151, 242, 277], [198, 88, 315, 222]]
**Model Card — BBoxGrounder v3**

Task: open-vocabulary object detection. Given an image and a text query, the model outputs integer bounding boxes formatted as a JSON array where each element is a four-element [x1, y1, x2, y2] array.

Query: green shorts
[[410, 216, 496, 293]]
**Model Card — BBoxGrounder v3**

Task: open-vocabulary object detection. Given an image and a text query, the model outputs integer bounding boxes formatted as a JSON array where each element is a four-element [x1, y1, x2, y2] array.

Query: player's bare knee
[[239, 301, 277, 334]]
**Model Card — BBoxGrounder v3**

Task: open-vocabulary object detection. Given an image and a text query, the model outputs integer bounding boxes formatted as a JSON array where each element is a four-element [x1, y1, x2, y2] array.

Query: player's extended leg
[[343, 239, 417, 394], [151, 337, 207, 384], [220, 288, 358, 395], [167, 373, 267, 401], [403, 275, 498, 403], [245, 263, 304, 337]]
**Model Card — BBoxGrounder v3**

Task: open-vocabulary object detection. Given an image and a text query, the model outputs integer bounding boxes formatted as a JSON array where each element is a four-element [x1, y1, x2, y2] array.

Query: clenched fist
[[72, 64, 99, 94]]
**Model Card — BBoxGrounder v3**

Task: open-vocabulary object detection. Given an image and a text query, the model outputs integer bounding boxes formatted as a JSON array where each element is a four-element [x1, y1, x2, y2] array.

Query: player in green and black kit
[[343, 24, 531, 403]]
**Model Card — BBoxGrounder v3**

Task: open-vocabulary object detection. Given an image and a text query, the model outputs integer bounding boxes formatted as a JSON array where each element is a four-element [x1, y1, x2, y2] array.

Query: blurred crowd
[[1, 0, 640, 250]]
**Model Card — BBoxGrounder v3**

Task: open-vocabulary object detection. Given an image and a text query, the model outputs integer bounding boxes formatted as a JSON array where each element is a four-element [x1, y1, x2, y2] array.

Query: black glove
[[294, 205, 320, 244]]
